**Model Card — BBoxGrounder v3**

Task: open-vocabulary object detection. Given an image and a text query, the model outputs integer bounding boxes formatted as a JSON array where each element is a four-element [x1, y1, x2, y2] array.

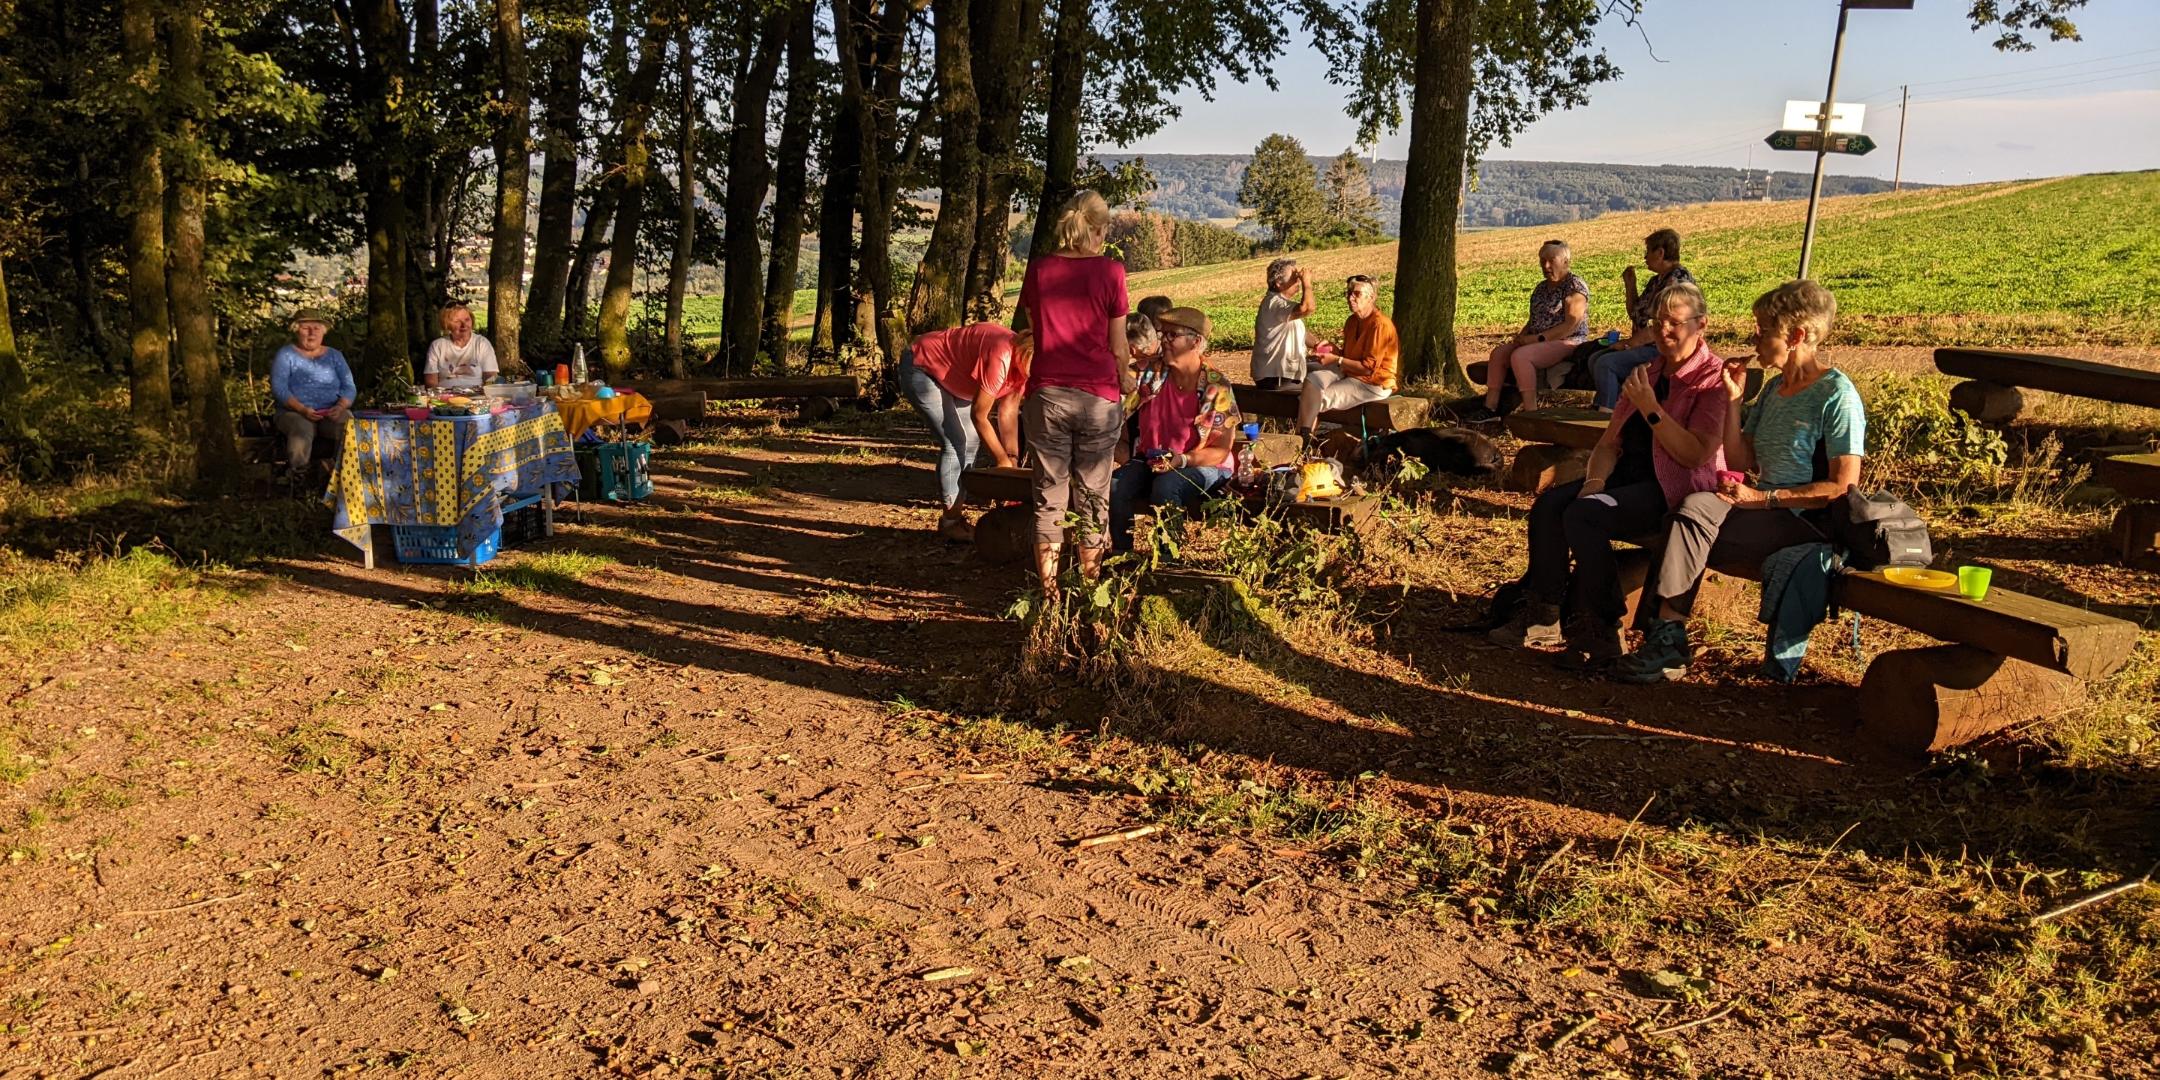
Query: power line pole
[[1893, 84, 1909, 193]]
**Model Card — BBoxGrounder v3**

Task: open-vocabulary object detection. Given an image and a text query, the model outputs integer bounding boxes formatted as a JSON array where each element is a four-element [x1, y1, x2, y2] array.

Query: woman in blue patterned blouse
[[1469, 240, 1590, 420]]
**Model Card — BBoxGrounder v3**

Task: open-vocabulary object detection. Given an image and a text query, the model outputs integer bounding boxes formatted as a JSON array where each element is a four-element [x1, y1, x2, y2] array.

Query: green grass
[[456, 551, 618, 595], [1123, 172, 2160, 350], [0, 548, 240, 660]]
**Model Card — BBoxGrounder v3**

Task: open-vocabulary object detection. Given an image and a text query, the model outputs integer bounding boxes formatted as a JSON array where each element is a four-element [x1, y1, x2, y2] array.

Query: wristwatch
[[1645, 411, 1663, 426], [1766, 489, 1781, 508]]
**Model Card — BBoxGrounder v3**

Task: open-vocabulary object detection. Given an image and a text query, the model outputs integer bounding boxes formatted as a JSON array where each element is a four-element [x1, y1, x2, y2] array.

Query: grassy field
[[1125, 171, 2160, 351], [654, 171, 2155, 359]]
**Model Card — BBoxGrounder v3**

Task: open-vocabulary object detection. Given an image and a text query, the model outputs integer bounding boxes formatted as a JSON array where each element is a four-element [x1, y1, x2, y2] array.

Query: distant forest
[[1102, 155, 1925, 233]]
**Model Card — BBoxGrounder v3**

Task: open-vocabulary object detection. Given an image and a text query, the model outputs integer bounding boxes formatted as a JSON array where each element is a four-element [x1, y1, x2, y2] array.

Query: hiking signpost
[[1786, 0, 1914, 279], [1765, 129, 1878, 155]]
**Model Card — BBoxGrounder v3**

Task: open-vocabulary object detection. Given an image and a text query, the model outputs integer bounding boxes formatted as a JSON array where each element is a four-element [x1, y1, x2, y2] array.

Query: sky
[[1112, 0, 2160, 185]]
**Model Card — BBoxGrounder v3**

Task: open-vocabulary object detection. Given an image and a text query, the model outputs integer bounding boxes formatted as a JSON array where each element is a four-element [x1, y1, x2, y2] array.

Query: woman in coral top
[[899, 322, 1033, 542], [1016, 190, 1132, 592]]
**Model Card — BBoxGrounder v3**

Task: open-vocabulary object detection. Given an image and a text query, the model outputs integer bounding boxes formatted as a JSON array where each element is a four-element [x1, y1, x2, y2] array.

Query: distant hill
[[1096, 154, 1925, 234]]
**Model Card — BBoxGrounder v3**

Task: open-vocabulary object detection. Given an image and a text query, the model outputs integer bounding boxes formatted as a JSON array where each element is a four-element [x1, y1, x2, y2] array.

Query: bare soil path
[[1, 409, 2151, 1078]]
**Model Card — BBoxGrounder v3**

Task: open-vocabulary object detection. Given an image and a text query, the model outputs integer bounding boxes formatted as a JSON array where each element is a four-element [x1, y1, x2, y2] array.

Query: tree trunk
[[405, 0, 447, 363], [661, 16, 697, 376], [523, 15, 588, 360], [1027, 0, 1088, 264], [812, 94, 861, 355], [121, 0, 172, 434], [597, 26, 669, 381], [836, 0, 912, 376], [1393, 0, 1478, 392], [902, 0, 978, 336], [962, 0, 1035, 322], [164, 4, 239, 484], [563, 186, 615, 342], [489, 0, 533, 374], [761, 2, 819, 367], [357, 0, 413, 393], [67, 159, 118, 371], [719, 12, 788, 376], [0, 261, 25, 405]]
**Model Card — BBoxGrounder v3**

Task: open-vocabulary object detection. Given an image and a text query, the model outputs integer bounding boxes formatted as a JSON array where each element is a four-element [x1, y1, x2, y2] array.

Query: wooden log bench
[[1500, 407, 1606, 492], [2095, 452, 2160, 568], [1231, 384, 1432, 433], [622, 375, 864, 422], [1936, 347, 2160, 424]]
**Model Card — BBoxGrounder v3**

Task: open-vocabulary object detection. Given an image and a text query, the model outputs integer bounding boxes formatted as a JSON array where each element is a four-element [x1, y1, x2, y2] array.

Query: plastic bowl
[[1882, 567, 1957, 590], [403, 406, 432, 421]]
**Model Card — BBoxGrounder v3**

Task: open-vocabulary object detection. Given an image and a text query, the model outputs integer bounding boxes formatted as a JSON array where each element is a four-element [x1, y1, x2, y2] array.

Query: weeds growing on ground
[[0, 547, 241, 661], [457, 551, 617, 595]]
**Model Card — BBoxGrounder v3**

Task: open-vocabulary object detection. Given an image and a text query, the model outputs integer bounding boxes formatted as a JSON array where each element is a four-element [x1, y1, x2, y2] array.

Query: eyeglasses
[[1345, 275, 1373, 286], [1162, 328, 1201, 342]]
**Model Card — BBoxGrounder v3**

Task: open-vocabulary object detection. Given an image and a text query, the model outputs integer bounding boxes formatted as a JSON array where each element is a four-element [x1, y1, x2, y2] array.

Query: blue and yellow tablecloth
[[327, 403, 581, 559]]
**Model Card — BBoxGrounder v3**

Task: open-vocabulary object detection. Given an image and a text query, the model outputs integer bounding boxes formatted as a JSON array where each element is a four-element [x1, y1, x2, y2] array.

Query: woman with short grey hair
[[1252, 257, 1316, 391], [1468, 239, 1590, 420]]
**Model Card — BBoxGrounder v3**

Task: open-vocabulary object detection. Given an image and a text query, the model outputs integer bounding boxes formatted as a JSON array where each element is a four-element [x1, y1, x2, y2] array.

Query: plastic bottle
[[1602, 329, 1622, 346], [1235, 422, 1262, 488], [571, 342, 589, 385]]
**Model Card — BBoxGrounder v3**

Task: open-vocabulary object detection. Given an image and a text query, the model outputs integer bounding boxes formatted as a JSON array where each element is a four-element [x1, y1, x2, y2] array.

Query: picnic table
[[327, 401, 581, 569]]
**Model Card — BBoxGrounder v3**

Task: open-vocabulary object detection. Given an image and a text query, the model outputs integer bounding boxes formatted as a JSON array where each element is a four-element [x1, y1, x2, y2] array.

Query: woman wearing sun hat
[[269, 307, 356, 487], [1108, 307, 1241, 553]]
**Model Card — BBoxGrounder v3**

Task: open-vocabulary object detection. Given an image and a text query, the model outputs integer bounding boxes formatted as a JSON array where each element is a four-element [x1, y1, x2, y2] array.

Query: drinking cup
[[1957, 565, 1992, 601]]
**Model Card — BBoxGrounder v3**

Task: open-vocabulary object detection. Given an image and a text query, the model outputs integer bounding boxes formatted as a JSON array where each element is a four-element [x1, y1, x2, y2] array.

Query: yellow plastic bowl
[[1882, 567, 1957, 590]]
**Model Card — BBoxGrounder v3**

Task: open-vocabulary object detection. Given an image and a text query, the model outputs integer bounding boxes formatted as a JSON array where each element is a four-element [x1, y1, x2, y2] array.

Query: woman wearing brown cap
[[1108, 307, 1241, 553]]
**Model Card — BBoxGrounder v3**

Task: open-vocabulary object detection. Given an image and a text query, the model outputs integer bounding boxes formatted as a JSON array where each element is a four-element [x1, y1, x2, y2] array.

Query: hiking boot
[[1458, 405, 1503, 425], [1610, 617, 1693, 683], [1556, 614, 1625, 671], [1487, 601, 1563, 648]]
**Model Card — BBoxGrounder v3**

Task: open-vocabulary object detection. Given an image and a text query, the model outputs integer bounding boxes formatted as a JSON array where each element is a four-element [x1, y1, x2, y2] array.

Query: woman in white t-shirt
[[423, 302, 499, 389]]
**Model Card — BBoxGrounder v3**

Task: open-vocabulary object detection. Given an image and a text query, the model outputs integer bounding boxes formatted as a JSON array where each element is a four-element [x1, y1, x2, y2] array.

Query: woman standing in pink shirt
[[1017, 191, 1132, 592]]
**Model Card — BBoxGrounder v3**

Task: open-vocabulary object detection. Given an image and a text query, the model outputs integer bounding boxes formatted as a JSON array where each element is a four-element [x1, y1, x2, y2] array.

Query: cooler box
[[576, 441, 653, 503]]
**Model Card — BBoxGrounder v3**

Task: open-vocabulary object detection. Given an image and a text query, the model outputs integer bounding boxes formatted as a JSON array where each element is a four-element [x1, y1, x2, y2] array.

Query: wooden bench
[[622, 375, 864, 422], [1937, 347, 2160, 423], [1231, 384, 1432, 433], [2095, 452, 2160, 568], [1499, 407, 1606, 492]]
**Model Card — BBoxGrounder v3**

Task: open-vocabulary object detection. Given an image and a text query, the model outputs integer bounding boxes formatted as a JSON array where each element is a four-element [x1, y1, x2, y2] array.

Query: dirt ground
[[1, 403, 2154, 1078]]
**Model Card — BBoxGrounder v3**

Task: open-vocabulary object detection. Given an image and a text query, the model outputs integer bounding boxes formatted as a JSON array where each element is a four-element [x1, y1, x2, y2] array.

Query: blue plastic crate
[[391, 523, 502, 566]]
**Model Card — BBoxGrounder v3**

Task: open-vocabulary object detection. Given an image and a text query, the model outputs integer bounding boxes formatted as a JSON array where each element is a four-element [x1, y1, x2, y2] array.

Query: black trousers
[[1525, 477, 1669, 625]]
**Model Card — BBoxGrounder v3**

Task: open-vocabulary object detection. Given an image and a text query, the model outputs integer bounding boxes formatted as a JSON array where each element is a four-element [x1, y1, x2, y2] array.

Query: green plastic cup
[[1957, 565, 1992, 601]]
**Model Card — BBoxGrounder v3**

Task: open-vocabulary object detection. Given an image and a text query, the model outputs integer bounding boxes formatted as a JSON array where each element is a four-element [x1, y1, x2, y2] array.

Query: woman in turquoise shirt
[[1613, 280, 1867, 684]]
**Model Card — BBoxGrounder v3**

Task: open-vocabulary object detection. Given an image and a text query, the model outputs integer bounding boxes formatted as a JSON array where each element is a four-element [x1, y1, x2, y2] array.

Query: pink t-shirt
[[1018, 253, 1128, 401], [1135, 382, 1202, 457], [910, 323, 1022, 401]]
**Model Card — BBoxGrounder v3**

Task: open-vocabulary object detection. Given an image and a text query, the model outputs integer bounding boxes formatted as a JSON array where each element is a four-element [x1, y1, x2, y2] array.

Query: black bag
[[1827, 489, 1931, 570]]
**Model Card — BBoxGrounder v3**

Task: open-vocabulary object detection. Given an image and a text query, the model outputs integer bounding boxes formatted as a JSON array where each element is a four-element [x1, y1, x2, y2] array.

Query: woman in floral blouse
[[1469, 239, 1591, 420], [1108, 307, 1241, 553]]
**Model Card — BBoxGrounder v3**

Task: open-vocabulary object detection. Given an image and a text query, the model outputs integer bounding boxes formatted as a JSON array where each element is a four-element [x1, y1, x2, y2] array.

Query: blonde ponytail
[[1053, 190, 1111, 255]]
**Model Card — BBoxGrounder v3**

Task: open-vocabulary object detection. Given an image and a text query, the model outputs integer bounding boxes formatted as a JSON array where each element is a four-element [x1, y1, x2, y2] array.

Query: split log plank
[[1834, 571, 2138, 682], [961, 466, 1032, 505], [621, 375, 862, 401], [1503, 408, 1608, 451], [1933, 348, 2160, 409], [1230, 386, 1430, 432], [1504, 444, 1589, 493], [2094, 453, 2160, 500]]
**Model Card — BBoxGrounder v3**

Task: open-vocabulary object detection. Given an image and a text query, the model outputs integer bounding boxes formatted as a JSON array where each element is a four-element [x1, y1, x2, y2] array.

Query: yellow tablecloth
[[555, 393, 653, 439]]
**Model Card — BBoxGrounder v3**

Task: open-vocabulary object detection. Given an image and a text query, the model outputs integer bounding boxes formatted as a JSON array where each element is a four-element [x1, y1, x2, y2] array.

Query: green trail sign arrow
[[1765, 129, 1877, 155]]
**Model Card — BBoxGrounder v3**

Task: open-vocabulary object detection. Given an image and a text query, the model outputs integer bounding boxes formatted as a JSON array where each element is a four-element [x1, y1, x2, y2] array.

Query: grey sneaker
[[1487, 601, 1563, 648], [1557, 614, 1625, 671], [1611, 617, 1693, 683]]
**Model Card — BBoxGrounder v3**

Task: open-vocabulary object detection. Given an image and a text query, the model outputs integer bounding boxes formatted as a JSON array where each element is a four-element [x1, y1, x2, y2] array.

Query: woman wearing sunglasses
[[1295, 275, 1398, 442]]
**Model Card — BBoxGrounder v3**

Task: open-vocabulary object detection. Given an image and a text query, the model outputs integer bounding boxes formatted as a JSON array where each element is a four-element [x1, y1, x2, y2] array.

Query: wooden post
[[1946, 380, 2024, 424], [2114, 503, 2160, 570], [1859, 645, 2080, 754], [1504, 445, 1589, 494]]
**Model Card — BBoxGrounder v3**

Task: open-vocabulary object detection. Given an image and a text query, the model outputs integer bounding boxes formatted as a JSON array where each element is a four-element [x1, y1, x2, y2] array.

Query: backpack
[[1827, 488, 1931, 570]]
